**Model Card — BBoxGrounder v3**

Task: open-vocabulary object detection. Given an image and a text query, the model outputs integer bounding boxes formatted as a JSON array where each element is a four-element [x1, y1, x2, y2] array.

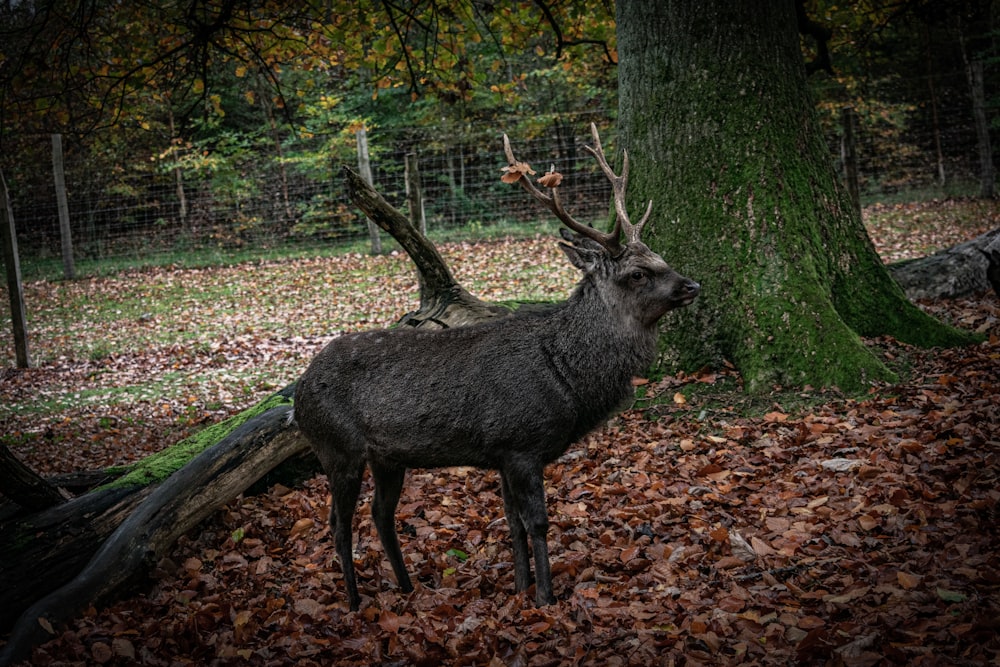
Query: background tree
[[615, 0, 973, 394], [806, 0, 998, 196], [0, 1, 617, 248]]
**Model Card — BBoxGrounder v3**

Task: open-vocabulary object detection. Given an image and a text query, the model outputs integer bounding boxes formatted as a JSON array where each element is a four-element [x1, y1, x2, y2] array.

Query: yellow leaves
[[235, 65, 247, 78], [209, 94, 224, 117], [318, 95, 341, 110], [244, 90, 255, 105]]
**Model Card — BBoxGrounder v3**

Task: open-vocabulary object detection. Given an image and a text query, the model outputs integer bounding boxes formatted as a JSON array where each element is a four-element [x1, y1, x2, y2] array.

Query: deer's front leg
[[500, 471, 533, 593], [502, 464, 555, 606]]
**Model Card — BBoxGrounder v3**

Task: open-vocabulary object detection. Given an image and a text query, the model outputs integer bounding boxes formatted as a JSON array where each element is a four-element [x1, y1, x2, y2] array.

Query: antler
[[582, 123, 652, 245], [502, 123, 652, 255]]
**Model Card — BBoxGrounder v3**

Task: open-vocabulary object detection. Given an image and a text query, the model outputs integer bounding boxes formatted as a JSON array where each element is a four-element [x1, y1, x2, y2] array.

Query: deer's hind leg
[[501, 463, 555, 606], [500, 470, 534, 594], [370, 461, 414, 594], [314, 441, 367, 611]]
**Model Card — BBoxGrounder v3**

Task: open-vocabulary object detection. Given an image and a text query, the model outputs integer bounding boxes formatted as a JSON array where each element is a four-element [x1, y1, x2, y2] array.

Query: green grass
[[0, 371, 191, 420], [18, 217, 562, 283], [859, 178, 983, 207]]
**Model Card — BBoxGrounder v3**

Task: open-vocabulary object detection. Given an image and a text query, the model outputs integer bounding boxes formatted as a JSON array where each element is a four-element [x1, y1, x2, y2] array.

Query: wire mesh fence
[[2, 86, 996, 281], [5, 115, 623, 280]]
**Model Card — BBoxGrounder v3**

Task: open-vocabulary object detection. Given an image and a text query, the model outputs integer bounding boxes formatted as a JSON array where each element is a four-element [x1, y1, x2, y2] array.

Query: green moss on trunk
[[617, 0, 971, 393]]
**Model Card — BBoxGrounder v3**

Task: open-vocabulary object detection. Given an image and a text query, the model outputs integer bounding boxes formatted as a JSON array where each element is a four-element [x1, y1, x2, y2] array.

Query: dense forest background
[[0, 0, 997, 279]]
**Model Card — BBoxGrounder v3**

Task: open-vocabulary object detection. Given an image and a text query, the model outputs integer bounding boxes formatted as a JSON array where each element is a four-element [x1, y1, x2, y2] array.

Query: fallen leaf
[[936, 587, 968, 602], [897, 571, 921, 590], [288, 517, 314, 539]]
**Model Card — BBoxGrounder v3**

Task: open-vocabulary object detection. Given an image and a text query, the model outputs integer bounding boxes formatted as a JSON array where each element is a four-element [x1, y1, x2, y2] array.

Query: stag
[[293, 124, 700, 609]]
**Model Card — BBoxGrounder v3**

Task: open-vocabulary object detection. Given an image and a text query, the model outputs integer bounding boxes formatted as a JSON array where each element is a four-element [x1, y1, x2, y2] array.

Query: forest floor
[[1, 198, 999, 666]]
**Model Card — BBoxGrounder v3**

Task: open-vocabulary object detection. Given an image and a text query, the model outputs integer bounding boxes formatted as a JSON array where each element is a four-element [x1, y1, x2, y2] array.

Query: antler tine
[[583, 122, 652, 244], [502, 134, 548, 206], [503, 133, 621, 253]]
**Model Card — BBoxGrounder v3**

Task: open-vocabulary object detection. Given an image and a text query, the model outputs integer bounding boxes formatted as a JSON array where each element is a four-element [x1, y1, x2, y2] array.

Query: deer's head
[[503, 124, 699, 326]]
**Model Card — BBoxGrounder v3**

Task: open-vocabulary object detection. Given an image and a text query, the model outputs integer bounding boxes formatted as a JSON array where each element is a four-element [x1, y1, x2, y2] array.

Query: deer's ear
[[559, 241, 603, 271]]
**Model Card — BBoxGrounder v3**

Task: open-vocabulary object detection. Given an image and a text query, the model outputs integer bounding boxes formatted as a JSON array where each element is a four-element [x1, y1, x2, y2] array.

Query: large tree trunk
[[615, 0, 972, 393]]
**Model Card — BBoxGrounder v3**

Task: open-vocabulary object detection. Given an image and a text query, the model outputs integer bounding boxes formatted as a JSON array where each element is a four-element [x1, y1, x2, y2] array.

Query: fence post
[[355, 128, 382, 254], [167, 109, 189, 228], [404, 153, 426, 236], [0, 170, 31, 368], [51, 134, 76, 280], [840, 106, 861, 216]]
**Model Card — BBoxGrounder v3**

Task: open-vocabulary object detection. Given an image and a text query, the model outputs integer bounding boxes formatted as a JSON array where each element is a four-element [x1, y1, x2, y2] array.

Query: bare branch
[[531, 0, 617, 64]]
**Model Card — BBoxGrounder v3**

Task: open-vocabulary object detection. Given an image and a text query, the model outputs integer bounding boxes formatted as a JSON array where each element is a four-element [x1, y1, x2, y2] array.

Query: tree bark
[[0, 484, 147, 631], [354, 129, 383, 255], [0, 446, 70, 512], [615, 0, 972, 393], [968, 60, 995, 199], [51, 134, 75, 281], [0, 170, 31, 369]]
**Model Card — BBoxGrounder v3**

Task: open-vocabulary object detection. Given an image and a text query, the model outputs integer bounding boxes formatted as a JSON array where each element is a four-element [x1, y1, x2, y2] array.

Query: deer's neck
[[547, 285, 660, 383]]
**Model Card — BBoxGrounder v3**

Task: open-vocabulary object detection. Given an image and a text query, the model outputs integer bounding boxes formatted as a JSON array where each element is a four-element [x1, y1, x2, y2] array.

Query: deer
[[293, 124, 700, 610]]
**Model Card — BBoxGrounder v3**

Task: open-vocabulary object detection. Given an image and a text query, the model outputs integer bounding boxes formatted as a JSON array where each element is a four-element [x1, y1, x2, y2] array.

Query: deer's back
[[295, 311, 640, 470]]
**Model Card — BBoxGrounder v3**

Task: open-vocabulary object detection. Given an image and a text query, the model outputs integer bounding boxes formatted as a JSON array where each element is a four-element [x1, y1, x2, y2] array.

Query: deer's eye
[[630, 270, 647, 284]]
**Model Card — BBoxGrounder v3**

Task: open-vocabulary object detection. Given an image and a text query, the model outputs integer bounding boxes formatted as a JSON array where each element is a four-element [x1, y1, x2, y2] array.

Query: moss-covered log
[[0, 484, 146, 631], [0, 390, 298, 638], [0, 399, 307, 666]]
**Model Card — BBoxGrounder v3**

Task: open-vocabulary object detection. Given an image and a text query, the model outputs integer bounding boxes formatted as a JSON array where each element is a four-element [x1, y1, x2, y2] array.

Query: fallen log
[[0, 399, 306, 666], [0, 445, 71, 512], [888, 227, 1000, 300], [0, 482, 147, 631]]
